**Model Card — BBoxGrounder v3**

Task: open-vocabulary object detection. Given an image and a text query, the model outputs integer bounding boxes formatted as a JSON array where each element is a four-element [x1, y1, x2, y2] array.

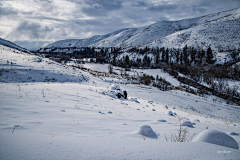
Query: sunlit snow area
[[1, 45, 240, 159]]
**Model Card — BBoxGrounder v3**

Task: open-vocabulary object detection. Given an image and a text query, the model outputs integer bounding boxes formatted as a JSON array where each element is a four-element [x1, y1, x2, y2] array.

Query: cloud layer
[[0, 0, 240, 49]]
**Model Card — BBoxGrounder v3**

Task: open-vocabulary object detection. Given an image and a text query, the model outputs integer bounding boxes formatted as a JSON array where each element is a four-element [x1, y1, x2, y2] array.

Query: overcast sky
[[0, 0, 240, 50]]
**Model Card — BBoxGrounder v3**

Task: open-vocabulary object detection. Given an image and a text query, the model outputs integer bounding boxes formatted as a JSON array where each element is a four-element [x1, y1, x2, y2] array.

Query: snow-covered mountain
[[0, 38, 29, 52], [146, 8, 240, 51], [40, 8, 240, 53]]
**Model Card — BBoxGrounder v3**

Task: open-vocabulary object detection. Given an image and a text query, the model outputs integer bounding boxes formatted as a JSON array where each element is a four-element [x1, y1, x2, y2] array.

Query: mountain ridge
[[0, 38, 29, 52], [38, 7, 239, 53]]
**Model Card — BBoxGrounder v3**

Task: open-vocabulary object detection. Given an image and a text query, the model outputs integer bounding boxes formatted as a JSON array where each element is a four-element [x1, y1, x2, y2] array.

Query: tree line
[[111, 45, 217, 68]]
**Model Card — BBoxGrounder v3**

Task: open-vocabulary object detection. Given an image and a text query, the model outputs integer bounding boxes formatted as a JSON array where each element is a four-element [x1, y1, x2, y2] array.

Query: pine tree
[[108, 64, 113, 74], [183, 45, 188, 65], [190, 47, 196, 64], [147, 57, 151, 66], [231, 48, 238, 62], [112, 54, 116, 66], [100, 48, 104, 56], [161, 48, 165, 62], [137, 58, 142, 67], [145, 46, 149, 52], [125, 55, 129, 67], [198, 49, 205, 64], [180, 52, 183, 64], [166, 48, 169, 64], [143, 55, 148, 67], [176, 49, 180, 64], [206, 46, 214, 64], [155, 53, 159, 65]]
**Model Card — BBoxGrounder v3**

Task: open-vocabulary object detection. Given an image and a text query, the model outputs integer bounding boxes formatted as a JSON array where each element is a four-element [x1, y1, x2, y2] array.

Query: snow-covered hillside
[[0, 38, 29, 53], [0, 45, 87, 83], [1, 44, 240, 159], [40, 8, 240, 53], [146, 8, 240, 51]]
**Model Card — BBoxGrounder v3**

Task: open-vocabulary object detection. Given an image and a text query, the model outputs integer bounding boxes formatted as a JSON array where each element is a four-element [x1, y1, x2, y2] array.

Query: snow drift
[[135, 125, 158, 139], [192, 130, 239, 149]]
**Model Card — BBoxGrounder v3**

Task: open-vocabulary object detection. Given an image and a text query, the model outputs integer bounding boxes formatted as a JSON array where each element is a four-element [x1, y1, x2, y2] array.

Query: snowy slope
[[1, 45, 240, 159], [0, 38, 29, 52], [41, 8, 240, 53], [146, 8, 240, 51], [41, 28, 131, 49], [0, 45, 87, 83]]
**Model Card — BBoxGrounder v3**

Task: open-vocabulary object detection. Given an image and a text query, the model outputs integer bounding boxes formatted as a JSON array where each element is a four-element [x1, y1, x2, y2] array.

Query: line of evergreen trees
[[111, 45, 216, 68], [72, 47, 108, 58]]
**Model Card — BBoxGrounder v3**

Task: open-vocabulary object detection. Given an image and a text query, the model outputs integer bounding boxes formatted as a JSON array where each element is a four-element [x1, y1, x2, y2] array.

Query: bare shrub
[[108, 64, 113, 74], [142, 75, 152, 85], [165, 116, 196, 142]]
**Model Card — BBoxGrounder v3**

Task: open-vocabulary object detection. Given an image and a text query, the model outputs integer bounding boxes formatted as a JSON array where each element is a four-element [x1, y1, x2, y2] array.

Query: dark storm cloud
[[13, 21, 53, 39], [84, 0, 123, 11], [132, 1, 147, 7], [84, 19, 104, 26], [193, 7, 207, 13], [0, 6, 17, 17], [82, 0, 123, 16], [34, 16, 66, 22], [198, 0, 213, 7], [147, 4, 178, 12]]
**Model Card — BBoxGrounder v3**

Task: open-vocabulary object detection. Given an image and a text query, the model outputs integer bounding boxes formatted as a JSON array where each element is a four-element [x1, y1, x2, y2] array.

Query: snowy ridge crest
[[41, 8, 240, 52], [0, 38, 29, 52]]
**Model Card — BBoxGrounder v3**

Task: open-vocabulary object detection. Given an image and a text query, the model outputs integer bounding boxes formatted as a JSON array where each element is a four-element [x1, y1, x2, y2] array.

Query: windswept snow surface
[[1, 45, 240, 159]]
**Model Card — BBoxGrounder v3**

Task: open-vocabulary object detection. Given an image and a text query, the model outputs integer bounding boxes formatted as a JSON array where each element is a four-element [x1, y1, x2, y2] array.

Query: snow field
[[82, 62, 180, 86], [1, 132, 240, 160], [1, 45, 240, 159], [1, 82, 240, 159]]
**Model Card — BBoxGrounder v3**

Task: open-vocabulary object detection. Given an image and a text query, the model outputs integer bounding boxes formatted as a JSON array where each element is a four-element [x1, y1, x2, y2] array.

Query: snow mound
[[110, 85, 120, 90], [136, 125, 158, 139], [181, 120, 194, 128], [227, 132, 238, 136], [192, 130, 239, 149], [130, 98, 140, 103], [156, 119, 167, 122], [191, 119, 200, 125], [166, 110, 175, 116]]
